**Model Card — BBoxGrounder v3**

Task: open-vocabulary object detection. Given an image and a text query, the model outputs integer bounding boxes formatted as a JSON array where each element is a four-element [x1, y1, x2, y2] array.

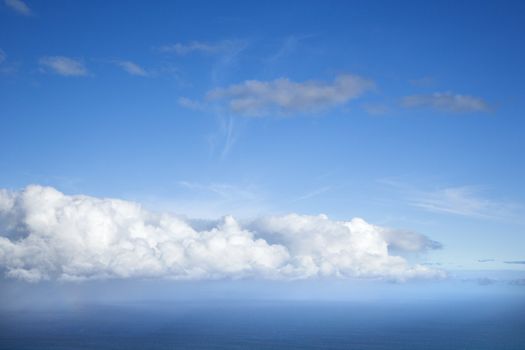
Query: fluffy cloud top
[[204, 74, 374, 116], [4, 0, 31, 16], [0, 186, 443, 282], [39, 56, 88, 77], [402, 92, 490, 113]]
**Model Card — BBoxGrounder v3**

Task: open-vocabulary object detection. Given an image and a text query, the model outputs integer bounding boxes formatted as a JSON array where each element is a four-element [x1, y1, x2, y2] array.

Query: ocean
[[1, 298, 524, 349]]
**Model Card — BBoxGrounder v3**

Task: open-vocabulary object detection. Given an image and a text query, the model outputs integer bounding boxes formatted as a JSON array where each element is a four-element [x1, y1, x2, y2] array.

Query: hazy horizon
[[1, 0, 524, 349]]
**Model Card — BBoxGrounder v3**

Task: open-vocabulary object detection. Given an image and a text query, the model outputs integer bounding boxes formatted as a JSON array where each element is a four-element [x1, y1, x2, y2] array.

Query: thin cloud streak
[[381, 180, 521, 221], [293, 186, 332, 202], [159, 40, 245, 56], [409, 186, 516, 220], [115, 60, 149, 77]]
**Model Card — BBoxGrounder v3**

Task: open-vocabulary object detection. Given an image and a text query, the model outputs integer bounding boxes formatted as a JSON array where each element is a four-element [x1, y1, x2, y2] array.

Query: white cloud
[[115, 61, 148, 77], [159, 40, 242, 55], [402, 92, 490, 113], [381, 180, 520, 221], [39, 56, 88, 77], [4, 0, 31, 16], [251, 214, 443, 280], [410, 186, 517, 219], [201, 74, 374, 116], [380, 229, 442, 252], [0, 186, 443, 282]]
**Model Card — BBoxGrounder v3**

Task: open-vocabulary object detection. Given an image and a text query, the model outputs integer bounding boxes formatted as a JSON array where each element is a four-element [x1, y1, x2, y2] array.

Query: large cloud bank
[[0, 186, 444, 282]]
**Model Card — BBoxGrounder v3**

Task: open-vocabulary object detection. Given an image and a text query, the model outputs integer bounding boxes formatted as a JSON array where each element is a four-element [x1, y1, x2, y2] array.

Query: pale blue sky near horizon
[[1, 0, 525, 275]]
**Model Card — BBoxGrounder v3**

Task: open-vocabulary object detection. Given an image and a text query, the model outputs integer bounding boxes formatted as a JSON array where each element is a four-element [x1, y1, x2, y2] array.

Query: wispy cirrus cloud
[[39, 56, 88, 77], [114, 60, 149, 77], [293, 186, 332, 202], [402, 92, 490, 113], [409, 186, 516, 219], [381, 180, 520, 221], [188, 74, 374, 116], [504, 260, 525, 265], [159, 40, 245, 55], [4, 0, 32, 16], [0, 48, 15, 74]]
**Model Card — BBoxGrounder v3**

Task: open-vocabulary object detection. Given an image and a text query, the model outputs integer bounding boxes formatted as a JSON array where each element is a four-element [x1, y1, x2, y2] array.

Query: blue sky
[[1, 0, 524, 283]]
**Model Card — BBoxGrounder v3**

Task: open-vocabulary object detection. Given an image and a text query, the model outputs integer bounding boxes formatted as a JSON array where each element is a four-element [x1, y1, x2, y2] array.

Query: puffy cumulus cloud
[[202, 74, 374, 116], [0, 186, 444, 282], [251, 214, 442, 280], [402, 92, 490, 113], [39, 56, 88, 77]]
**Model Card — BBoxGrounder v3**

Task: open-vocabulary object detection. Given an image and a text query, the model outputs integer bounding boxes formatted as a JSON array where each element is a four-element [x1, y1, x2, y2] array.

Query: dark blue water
[[1, 300, 524, 349]]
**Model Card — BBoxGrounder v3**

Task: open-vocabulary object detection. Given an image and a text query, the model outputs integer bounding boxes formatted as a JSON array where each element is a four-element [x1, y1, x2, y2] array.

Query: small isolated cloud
[[4, 0, 31, 16], [402, 92, 490, 113], [39, 56, 88, 77], [200, 74, 374, 116], [159, 40, 243, 55], [478, 259, 495, 263], [115, 60, 148, 77], [0, 186, 444, 282], [0, 49, 6, 64], [504, 260, 525, 265]]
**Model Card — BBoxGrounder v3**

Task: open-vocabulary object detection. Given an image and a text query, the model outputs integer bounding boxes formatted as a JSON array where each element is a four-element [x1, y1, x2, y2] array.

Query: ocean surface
[[1, 299, 524, 350]]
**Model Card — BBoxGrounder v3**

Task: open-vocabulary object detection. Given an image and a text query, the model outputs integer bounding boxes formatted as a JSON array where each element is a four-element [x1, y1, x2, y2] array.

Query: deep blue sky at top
[[1, 0, 524, 269]]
